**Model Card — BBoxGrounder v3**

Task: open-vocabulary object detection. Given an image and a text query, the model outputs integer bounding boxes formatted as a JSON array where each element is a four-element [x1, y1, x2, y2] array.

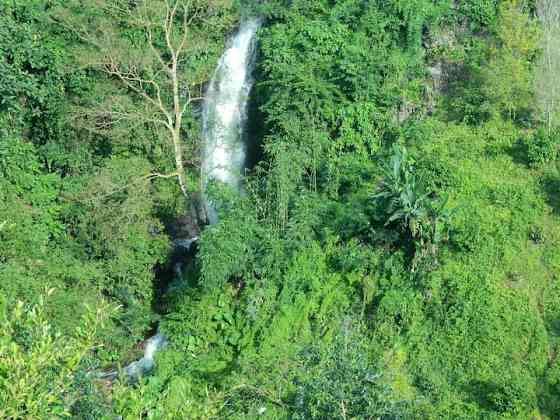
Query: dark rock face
[[168, 192, 208, 241]]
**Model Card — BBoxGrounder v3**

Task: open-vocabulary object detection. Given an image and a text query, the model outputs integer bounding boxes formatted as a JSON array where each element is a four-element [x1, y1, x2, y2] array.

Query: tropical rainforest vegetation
[[2, 0, 560, 418]]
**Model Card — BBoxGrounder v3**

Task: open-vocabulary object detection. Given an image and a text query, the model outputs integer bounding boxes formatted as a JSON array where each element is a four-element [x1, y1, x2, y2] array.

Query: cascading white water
[[123, 333, 167, 380], [97, 333, 167, 382], [202, 18, 261, 224]]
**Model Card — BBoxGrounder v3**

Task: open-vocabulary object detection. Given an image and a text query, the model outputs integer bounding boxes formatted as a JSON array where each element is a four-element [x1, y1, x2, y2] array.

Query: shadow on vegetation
[[465, 380, 505, 413], [537, 340, 560, 418], [245, 70, 266, 172], [540, 170, 560, 215], [546, 317, 560, 338], [466, 379, 530, 416], [506, 138, 529, 167], [152, 240, 200, 315]]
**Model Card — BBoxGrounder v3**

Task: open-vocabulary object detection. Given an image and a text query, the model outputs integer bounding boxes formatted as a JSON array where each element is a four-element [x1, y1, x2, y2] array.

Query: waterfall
[[102, 19, 261, 382], [202, 18, 261, 224]]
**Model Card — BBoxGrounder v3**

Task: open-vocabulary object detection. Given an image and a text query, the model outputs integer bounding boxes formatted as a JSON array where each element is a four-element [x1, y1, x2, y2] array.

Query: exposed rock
[[168, 191, 207, 240]]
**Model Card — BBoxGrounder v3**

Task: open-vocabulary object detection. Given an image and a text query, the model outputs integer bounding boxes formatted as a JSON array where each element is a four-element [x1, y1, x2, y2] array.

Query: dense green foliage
[[2, 0, 560, 418], [0, 292, 113, 418]]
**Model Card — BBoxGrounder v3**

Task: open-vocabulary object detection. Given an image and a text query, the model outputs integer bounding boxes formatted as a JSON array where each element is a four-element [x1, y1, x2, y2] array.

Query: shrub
[[290, 326, 412, 419], [458, 0, 499, 30], [373, 144, 453, 272], [0, 291, 113, 419], [525, 128, 559, 167]]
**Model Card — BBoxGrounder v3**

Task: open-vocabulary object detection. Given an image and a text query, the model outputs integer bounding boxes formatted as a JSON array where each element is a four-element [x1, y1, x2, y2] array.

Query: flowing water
[[112, 19, 260, 381], [123, 333, 167, 381], [97, 333, 167, 382], [202, 18, 261, 223]]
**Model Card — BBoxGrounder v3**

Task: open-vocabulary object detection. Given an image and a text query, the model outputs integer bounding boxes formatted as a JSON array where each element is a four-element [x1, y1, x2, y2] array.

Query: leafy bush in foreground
[[291, 326, 412, 420]]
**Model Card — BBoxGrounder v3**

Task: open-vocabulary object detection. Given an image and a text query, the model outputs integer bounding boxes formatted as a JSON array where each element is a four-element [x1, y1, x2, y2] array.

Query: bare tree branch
[[76, 171, 181, 204], [53, 0, 218, 198]]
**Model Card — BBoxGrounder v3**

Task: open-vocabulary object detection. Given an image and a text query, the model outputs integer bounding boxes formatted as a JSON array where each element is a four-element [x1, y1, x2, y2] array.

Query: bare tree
[[536, 0, 560, 134], [54, 0, 227, 197]]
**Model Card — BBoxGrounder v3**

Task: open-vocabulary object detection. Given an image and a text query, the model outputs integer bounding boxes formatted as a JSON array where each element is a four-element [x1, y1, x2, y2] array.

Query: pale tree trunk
[[172, 131, 188, 197], [170, 27, 188, 197]]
